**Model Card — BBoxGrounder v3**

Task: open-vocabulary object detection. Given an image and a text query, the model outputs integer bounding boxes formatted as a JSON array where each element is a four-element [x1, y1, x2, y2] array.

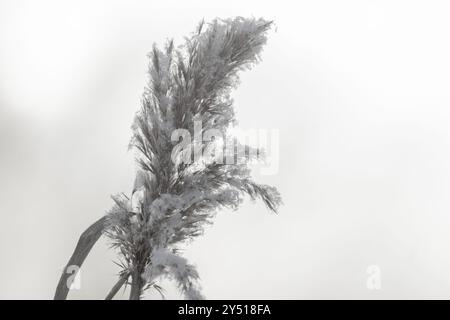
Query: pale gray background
[[1, 0, 450, 299]]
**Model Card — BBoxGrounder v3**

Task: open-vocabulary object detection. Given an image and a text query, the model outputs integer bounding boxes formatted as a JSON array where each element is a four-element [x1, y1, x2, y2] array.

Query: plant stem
[[105, 272, 130, 300], [129, 269, 144, 300], [54, 216, 107, 300]]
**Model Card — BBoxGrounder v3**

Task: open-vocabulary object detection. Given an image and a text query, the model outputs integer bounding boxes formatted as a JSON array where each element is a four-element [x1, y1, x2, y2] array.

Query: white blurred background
[[2, 0, 450, 299]]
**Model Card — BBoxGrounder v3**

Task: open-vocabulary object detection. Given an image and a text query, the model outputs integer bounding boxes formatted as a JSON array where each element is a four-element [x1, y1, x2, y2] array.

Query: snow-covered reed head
[[105, 17, 281, 299]]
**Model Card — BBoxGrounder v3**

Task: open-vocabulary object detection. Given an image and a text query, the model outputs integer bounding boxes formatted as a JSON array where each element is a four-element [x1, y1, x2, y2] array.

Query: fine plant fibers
[[54, 17, 282, 300]]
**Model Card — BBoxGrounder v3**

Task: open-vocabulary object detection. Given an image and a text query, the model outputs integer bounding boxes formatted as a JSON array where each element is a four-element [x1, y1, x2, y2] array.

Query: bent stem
[[54, 216, 107, 300]]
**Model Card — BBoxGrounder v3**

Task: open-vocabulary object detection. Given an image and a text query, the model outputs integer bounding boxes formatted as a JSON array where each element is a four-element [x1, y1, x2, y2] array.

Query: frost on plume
[[105, 17, 282, 299]]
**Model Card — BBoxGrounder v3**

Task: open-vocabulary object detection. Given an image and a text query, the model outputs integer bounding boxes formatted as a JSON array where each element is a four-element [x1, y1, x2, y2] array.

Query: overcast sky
[[2, 0, 450, 299]]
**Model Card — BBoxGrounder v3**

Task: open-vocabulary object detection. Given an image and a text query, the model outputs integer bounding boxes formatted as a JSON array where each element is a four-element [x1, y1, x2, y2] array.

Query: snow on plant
[[54, 17, 281, 300]]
